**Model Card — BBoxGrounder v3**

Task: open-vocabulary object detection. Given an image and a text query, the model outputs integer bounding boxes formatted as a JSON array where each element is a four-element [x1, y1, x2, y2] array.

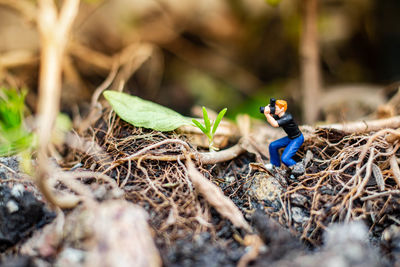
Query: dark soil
[[0, 184, 55, 252]]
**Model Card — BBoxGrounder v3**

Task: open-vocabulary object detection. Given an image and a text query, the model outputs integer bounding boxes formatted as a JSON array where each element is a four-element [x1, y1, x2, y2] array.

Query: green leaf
[[212, 108, 227, 136], [103, 91, 192, 132], [192, 119, 208, 134], [202, 106, 211, 132]]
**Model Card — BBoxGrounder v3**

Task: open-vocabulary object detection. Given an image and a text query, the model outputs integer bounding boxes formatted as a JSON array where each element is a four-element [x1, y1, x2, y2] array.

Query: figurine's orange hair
[[276, 100, 287, 112]]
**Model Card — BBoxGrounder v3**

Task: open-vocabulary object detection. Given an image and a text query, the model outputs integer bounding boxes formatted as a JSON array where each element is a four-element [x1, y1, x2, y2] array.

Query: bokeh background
[[1, 0, 399, 123]]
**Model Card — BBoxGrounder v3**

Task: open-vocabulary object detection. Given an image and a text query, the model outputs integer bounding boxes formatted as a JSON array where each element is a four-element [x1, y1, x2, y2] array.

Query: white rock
[[6, 200, 19, 213], [55, 248, 86, 267], [11, 184, 24, 198], [291, 207, 310, 224]]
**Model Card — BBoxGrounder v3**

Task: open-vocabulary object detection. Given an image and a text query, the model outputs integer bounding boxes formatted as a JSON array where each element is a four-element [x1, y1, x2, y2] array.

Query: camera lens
[[259, 106, 265, 113]]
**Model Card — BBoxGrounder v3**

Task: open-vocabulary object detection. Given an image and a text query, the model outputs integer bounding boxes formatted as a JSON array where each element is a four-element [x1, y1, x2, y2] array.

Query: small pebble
[[225, 176, 235, 183], [6, 200, 19, 213], [290, 193, 309, 207], [56, 248, 86, 266], [291, 207, 310, 224], [93, 186, 107, 200], [11, 184, 25, 198]]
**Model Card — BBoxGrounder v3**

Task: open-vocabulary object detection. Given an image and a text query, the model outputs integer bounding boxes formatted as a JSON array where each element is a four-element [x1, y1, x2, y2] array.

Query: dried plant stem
[[110, 142, 246, 165], [198, 142, 246, 164], [389, 149, 400, 187], [361, 190, 400, 201], [354, 147, 375, 198], [36, 0, 80, 207], [237, 235, 264, 267], [116, 139, 191, 164], [321, 116, 400, 134], [301, 0, 321, 124], [358, 129, 400, 169], [187, 160, 252, 232]]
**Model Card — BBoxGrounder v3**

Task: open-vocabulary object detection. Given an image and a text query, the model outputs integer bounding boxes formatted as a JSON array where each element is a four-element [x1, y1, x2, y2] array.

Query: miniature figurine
[[261, 98, 305, 176]]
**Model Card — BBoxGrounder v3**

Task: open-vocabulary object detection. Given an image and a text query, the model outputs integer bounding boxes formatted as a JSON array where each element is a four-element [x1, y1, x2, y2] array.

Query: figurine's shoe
[[265, 163, 275, 172], [265, 163, 280, 176], [290, 162, 305, 176]]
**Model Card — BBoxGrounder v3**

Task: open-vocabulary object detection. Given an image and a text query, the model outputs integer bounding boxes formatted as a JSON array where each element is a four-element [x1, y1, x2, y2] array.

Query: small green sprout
[[192, 107, 227, 152], [0, 88, 33, 156]]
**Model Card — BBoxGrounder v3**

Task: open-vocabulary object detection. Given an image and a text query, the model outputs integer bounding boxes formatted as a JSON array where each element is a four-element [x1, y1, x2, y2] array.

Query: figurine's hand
[[264, 105, 270, 115]]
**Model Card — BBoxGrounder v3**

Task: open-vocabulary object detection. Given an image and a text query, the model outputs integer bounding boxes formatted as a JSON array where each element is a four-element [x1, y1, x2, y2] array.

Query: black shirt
[[273, 113, 302, 139]]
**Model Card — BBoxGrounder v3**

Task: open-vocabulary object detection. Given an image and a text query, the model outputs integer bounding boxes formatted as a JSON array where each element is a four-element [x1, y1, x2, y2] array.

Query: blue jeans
[[269, 134, 304, 167]]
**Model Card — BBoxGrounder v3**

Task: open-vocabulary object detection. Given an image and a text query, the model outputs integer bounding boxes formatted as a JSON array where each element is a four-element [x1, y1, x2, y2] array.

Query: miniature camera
[[259, 98, 276, 114]]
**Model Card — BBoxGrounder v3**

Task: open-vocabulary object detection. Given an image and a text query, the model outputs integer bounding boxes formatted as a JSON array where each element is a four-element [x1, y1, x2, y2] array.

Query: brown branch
[[69, 41, 114, 71], [320, 116, 400, 134], [360, 190, 400, 201], [300, 0, 321, 124], [36, 0, 80, 207], [187, 160, 252, 232], [354, 147, 375, 198], [358, 129, 400, 169], [237, 235, 264, 267], [198, 142, 246, 165], [0, 50, 38, 68]]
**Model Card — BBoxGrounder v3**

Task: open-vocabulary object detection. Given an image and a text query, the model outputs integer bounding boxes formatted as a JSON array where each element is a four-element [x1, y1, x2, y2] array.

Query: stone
[[55, 248, 86, 267], [6, 200, 19, 213], [248, 173, 283, 205], [290, 193, 309, 207], [291, 207, 310, 224]]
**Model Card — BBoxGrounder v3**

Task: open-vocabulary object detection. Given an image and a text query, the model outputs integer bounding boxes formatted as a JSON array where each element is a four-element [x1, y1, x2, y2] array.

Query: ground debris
[[83, 200, 161, 267], [0, 184, 55, 253], [259, 127, 400, 247], [78, 116, 220, 243], [20, 200, 161, 267], [47, 114, 400, 266], [267, 221, 386, 267], [163, 232, 244, 267]]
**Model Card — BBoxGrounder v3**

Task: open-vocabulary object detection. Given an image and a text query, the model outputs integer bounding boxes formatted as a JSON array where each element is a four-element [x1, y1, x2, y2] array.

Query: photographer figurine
[[261, 99, 305, 176]]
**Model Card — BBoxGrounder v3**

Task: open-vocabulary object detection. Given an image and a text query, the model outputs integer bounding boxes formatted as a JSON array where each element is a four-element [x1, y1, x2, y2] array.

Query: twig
[[301, 0, 321, 124], [360, 190, 400, 201], [90, 61, 119, 108], [36, 0, 80, 207], [321, 116, 400, 134], [198, 142, 246, 165], [117, 139, 191, 163], [389, 148, 400, 187], [69, 41, 114, 71], [0, 50, 38, 68], [186, 160, 252, 232], [237, 235, 264, 267], [354, 147, 375, 198]]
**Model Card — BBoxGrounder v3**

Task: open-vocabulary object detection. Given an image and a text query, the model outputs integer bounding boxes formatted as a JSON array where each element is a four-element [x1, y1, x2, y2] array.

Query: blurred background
[[0, 0, 400, 124]]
